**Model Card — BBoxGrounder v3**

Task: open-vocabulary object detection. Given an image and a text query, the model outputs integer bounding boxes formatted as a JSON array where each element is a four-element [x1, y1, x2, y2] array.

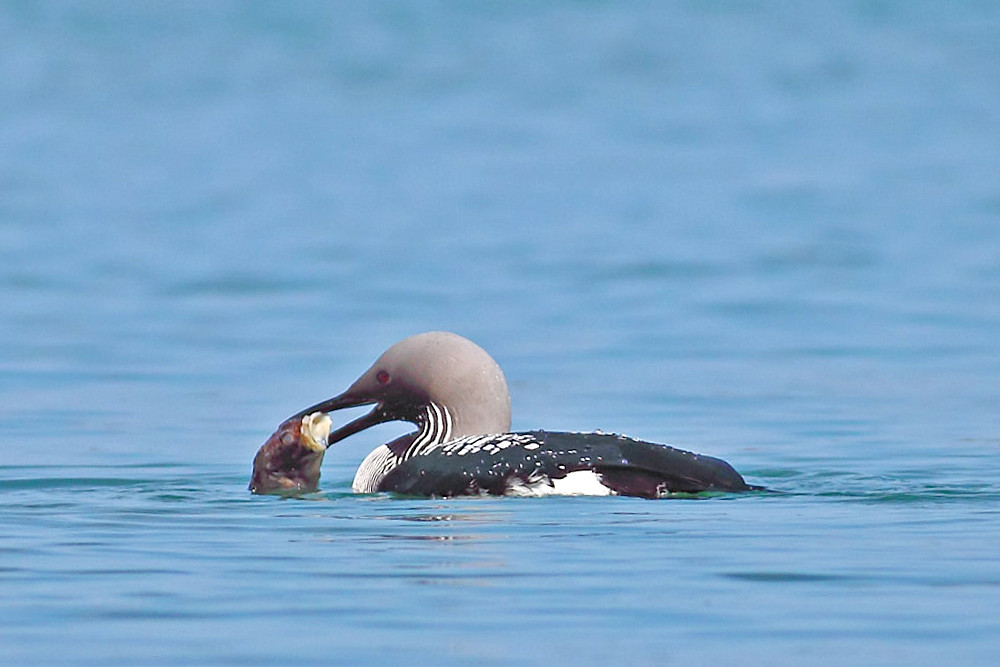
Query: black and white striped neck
[[353, 401, 467, 493], [409, 402, 455, 453]]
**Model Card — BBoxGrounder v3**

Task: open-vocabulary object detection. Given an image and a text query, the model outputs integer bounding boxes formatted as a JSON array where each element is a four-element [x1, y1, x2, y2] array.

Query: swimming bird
[[288, 332, 754, 498]]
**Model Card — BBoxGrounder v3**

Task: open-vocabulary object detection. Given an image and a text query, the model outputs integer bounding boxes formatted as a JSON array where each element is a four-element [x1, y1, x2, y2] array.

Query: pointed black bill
[[290, 392, 390, 448]]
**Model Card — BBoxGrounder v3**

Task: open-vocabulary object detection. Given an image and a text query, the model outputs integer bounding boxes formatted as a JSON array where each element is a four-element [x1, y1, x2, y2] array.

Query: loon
[[289, 332, 755, 498]]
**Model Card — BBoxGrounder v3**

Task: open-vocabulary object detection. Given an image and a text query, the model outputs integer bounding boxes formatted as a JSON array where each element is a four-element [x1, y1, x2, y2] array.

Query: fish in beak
[[286, 350, 435, 448], [249, 412, 332, 495]]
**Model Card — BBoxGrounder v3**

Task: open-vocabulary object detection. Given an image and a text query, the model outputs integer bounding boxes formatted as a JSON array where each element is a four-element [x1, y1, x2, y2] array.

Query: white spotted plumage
[[351, 425, 622, 497], [352, 419, 545, 495], [438, 433, 536, 457]]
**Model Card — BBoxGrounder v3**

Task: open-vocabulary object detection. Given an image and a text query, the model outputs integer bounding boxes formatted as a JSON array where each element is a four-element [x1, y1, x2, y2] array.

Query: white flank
[[353, 445, 395, 493], [505, 470, 613, 497]]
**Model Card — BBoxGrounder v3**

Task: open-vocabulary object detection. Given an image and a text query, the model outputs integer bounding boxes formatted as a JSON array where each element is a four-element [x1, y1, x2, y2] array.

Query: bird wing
[[532, 431, 752, 496], [376, 431, 752, 497]]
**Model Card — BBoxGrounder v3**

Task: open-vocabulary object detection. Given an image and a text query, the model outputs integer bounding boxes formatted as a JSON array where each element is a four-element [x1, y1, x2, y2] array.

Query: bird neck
[[411, 402, 455, 450]]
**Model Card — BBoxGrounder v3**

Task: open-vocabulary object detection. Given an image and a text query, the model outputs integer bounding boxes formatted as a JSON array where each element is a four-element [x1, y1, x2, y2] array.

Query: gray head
[[294, 332, 511, 447]]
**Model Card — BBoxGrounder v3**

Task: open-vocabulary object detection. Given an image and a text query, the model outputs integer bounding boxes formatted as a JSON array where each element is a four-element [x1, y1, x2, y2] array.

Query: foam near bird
[[250, 332, 755, 497]]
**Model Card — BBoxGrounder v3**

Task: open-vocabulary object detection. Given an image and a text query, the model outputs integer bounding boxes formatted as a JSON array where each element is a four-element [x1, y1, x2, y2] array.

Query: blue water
[[3, 1, 1000, 664]]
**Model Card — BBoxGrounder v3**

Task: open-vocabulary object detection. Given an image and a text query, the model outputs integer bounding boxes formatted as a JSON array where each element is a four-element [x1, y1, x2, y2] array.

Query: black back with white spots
[[377, 431, 753, 498]]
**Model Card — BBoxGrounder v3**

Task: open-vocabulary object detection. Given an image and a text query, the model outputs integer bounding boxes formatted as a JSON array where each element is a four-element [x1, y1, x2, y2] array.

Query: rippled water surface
[[3, 2, 1000, 665]]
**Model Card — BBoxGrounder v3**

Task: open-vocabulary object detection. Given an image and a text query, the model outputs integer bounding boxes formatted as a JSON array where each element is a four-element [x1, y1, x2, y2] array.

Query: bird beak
[[290, 391, 390, 448]]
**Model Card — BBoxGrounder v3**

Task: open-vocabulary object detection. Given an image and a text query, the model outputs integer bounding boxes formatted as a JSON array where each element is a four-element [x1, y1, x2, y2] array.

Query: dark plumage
[[380, 431, 752, 498]]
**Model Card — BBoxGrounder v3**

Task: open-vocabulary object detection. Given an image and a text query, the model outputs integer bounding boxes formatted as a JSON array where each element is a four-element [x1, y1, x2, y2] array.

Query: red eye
[[376, 370, 390, 385]]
